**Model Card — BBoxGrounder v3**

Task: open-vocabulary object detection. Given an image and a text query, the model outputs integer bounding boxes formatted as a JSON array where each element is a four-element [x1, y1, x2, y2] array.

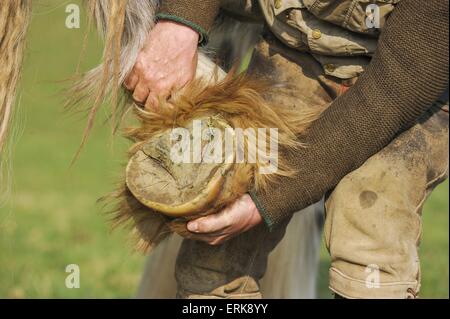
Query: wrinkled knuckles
[[153, 82, 170, 94], [133, 92, 147, 103]]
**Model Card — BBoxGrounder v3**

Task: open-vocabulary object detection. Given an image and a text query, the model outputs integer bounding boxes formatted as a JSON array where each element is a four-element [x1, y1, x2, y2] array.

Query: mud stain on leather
[[359, 191, 378, 209]]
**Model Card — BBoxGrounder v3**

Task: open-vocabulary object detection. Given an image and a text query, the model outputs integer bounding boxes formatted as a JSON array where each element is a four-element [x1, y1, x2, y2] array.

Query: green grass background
[[0, 0, 448, 298]]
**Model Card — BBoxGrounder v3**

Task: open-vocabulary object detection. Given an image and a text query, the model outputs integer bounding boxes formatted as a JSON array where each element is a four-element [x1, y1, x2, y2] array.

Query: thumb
[[187, 210, 229, 234]]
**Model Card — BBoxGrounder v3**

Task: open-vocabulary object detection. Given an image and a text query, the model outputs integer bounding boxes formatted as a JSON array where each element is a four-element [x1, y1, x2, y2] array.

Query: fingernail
[[188, 222, 198, 232]]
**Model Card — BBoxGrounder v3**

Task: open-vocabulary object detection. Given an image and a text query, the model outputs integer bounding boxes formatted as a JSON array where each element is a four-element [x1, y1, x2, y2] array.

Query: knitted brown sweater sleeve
[[250, 0, 449, 229], [157, 0, 220, 44]]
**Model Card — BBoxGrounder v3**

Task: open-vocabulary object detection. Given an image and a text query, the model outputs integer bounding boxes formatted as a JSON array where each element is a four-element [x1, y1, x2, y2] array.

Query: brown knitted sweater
[[158, 1, 220, 44], [159, 0, 449, 228]]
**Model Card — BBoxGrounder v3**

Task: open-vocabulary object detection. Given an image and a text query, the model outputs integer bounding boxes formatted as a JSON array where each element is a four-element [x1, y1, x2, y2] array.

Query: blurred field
[[0, 1, 448, 298]]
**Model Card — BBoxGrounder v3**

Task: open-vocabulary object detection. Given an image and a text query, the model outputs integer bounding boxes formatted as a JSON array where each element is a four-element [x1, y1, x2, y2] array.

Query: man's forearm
[[251, 0, 449, 229], [157, 0, 221, 44]]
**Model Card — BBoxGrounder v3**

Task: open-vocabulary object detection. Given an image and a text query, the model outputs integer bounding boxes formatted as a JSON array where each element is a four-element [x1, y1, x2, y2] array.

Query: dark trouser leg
[[175, 218, 291, 298]]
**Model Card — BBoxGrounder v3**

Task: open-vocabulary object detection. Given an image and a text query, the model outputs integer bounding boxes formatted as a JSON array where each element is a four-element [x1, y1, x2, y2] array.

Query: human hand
[[186, 194, 263, 245], [124, 20, 199, 110]]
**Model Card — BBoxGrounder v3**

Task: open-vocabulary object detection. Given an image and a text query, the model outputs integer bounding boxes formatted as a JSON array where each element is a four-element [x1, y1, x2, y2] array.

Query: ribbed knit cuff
[[157, 0, 221, 46], [249, 190, 275, 231], [250, 180, 315, 230], [156, 13, 208, 45]]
